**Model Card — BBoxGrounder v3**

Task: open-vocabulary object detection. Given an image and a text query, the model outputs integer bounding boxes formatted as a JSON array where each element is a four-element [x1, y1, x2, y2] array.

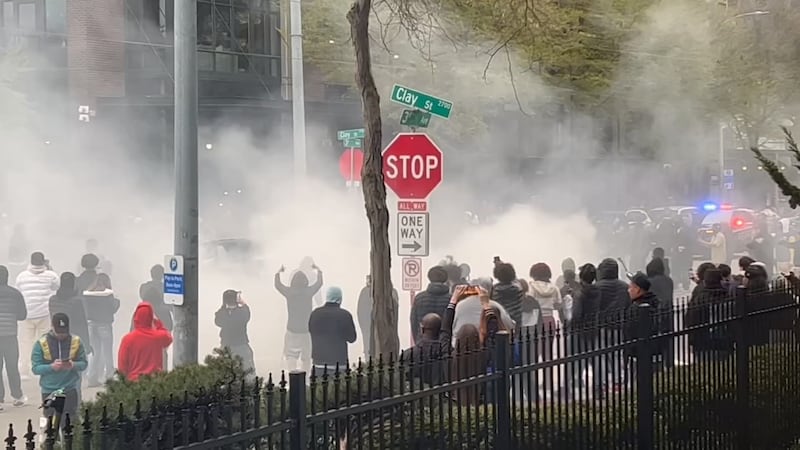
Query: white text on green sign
[[390, 84, 453, 119], [344, 139, 362, 148], [337, 129, 365, 140]]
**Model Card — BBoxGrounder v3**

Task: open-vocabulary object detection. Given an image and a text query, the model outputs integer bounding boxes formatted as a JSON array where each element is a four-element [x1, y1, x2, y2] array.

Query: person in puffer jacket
[[82, 273, 120, 387], [410, 266, 451, 344], [15, 252, 59, 377], [528, 262, 562, 397], [596, 258, 629, 329]]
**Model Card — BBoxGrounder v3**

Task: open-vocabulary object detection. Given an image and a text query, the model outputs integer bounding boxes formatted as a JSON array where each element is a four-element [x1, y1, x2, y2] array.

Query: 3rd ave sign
[[382, 133, 443, 199]]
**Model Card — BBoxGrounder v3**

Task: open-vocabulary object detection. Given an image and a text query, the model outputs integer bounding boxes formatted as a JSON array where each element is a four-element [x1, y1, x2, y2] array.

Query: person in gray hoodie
[[0, 265, 27, 406]]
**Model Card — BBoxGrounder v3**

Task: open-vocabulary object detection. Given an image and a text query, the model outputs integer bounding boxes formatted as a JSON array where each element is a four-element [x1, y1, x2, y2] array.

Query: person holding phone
[[215, 290, 254, 373], [31, 313, 87, 426]]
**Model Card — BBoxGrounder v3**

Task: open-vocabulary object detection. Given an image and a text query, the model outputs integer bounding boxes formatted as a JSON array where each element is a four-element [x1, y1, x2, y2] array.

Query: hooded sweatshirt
[[491, 281, 525, 327], [555, 258, 577, 288], [118, 303, 173, 381], [596, 258, 629, 328], [275, 271, 323, 333], [15, 265, 59, 319], [529, 280, 562, 319], [83, 289, 121, 324]]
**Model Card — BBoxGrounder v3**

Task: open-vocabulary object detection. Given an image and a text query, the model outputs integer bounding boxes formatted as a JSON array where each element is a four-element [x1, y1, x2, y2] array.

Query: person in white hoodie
[[15, 252, 59, 377]]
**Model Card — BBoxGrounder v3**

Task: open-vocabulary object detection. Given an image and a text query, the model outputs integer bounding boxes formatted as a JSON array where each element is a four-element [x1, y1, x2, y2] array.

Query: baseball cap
[[52, 313, 69, 333]]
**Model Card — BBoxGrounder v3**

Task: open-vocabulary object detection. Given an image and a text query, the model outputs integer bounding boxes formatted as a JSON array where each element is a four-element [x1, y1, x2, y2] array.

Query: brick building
[[0, 0, 360, 180]]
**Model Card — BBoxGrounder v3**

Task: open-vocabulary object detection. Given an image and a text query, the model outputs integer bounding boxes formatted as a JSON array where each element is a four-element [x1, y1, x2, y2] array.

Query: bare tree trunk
[[348, 0, 400, 358]]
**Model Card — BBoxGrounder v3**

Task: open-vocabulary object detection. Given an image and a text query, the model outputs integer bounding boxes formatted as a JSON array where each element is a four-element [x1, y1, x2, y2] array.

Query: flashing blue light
[[702, 202, 718, 212]]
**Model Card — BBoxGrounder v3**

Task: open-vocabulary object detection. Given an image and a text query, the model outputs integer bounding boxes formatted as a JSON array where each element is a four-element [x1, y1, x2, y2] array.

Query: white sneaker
[[13, 396, 26, 407]]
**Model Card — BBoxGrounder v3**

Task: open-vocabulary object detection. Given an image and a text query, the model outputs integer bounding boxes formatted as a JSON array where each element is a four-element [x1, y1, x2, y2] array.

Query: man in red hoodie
[[118, 302, 173, 381]]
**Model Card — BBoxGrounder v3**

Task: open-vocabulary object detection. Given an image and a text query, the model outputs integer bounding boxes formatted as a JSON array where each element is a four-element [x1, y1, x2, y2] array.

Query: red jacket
[[118, 302, 173, 381]]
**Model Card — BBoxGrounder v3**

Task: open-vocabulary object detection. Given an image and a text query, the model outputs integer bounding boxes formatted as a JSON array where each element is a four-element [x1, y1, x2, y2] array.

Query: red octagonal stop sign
[[382, 133, 443, 199]]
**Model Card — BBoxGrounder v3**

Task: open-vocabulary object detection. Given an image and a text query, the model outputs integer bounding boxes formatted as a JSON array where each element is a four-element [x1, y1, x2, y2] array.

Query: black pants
[[42, 389, 79, 427], [0, 336, 23, 401]]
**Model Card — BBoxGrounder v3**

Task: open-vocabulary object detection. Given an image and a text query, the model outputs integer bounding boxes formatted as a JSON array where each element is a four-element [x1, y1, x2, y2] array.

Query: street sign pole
[[173, 0, 199, 366]]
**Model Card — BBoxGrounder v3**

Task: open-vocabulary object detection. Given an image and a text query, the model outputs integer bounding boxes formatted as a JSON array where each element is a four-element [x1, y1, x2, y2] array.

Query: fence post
[[635, 303, 654, 450], [734, 286, 750, 450], [493, 331, 512, 449], [289, 370, 307, 450]]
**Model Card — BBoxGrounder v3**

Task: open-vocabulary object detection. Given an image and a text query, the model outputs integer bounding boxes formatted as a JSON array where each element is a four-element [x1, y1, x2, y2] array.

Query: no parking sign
[[402, 257, 422, 291]]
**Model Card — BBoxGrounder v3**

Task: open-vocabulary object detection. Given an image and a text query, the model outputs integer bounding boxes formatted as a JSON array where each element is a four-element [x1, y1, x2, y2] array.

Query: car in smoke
[[201, 238, 266, 275], [649, 206, 706, 228], [696, 207, 757, 260]]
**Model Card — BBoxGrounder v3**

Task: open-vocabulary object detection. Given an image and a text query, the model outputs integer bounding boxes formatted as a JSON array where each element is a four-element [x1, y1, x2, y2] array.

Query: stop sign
[[382, 133, 443, 199], [338, 149, 364, 182]]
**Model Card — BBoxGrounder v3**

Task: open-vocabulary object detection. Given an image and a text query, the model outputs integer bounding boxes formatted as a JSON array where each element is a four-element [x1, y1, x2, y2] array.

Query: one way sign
[[397, 212, 429, 257]]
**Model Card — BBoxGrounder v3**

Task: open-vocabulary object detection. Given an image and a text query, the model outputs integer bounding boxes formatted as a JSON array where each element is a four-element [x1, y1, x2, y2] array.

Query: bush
[[77, 348, 265, 448]]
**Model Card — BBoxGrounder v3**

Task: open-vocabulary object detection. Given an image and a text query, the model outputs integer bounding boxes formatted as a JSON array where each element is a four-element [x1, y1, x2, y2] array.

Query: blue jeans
[[88, 323, 114, 384]]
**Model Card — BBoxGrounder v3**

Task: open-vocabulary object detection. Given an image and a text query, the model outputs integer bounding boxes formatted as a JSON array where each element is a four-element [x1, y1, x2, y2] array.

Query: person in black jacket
[[275, 264, 323, 371], [215, 290, 254, 372], [595, 258, 629, 389], [308, 287, 356, 376], [0, 265, 27, 406], [49, 272, 91, 356], [410, 266, 451, 344], [75, 254, 99, 296], [571, 263, 601, 392], [624, 273, 661, 365], [491, 262, 525, 326], [82, 273, 121, 387], [357, 275, 398, 359], [646, 258, 674, 367], [686, 269, 733, 361]]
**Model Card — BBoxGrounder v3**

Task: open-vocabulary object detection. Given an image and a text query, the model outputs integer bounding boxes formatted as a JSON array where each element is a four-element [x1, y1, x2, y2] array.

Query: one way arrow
[[402, 241, 422, 252]]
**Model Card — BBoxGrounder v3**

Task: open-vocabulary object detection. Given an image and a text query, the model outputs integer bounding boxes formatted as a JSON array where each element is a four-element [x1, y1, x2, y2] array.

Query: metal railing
[[7, 283, 800, 449]]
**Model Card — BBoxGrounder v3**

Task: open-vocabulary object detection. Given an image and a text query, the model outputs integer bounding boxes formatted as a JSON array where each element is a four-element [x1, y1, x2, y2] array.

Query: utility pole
[[290, 0, 307, 179], [173, 0, 199, 366]]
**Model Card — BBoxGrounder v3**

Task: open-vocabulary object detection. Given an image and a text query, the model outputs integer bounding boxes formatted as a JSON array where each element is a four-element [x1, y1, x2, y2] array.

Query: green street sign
[[344, 139, 362, 148], [400, 109, 432, 128], [337, 128, 365, 140], [390, 84, 453, 119]]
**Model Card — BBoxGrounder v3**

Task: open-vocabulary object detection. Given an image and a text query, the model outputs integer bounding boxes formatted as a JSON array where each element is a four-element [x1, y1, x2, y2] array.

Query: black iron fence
[[9, 283, 800, 449]]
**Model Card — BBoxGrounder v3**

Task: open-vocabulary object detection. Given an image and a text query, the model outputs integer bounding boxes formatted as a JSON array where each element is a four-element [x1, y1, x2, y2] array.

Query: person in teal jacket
[[32, 313, 87, 424]]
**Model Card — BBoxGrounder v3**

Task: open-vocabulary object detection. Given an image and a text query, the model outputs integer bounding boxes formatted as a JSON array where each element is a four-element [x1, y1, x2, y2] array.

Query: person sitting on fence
[[32, 313, 87, 426]]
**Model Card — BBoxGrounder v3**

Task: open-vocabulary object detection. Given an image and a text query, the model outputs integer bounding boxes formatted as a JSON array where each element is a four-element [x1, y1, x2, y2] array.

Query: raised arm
[[274, 270, 288, 296]]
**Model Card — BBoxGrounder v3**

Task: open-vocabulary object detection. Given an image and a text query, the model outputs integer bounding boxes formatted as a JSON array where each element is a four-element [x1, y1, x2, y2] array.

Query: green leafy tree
[[752, 127, 800, 208]]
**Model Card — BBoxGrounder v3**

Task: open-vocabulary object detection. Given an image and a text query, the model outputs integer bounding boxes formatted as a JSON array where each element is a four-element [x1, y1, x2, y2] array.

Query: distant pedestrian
[[308, 287, 356, 376], [118, 302, 173, 381], [699, 224, 727, 265], [410, 266, 451, 344], [84, 239, 112, 276], [75, 254, 99, 296], [275, 264, 323, 371], [0, 265, 27, 407], [32, 313, 87, 425], [215, 290, 254, 373], [16, 252, 59, 378], [82, 274, 120, 387]]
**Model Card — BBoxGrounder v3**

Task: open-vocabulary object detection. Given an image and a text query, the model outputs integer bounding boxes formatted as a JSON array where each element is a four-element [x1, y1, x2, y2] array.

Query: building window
[[18, 2, 35, 31], [2, 2, 13, 29], [197, 0, 280, 76], [45, 0, 65, 34]]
